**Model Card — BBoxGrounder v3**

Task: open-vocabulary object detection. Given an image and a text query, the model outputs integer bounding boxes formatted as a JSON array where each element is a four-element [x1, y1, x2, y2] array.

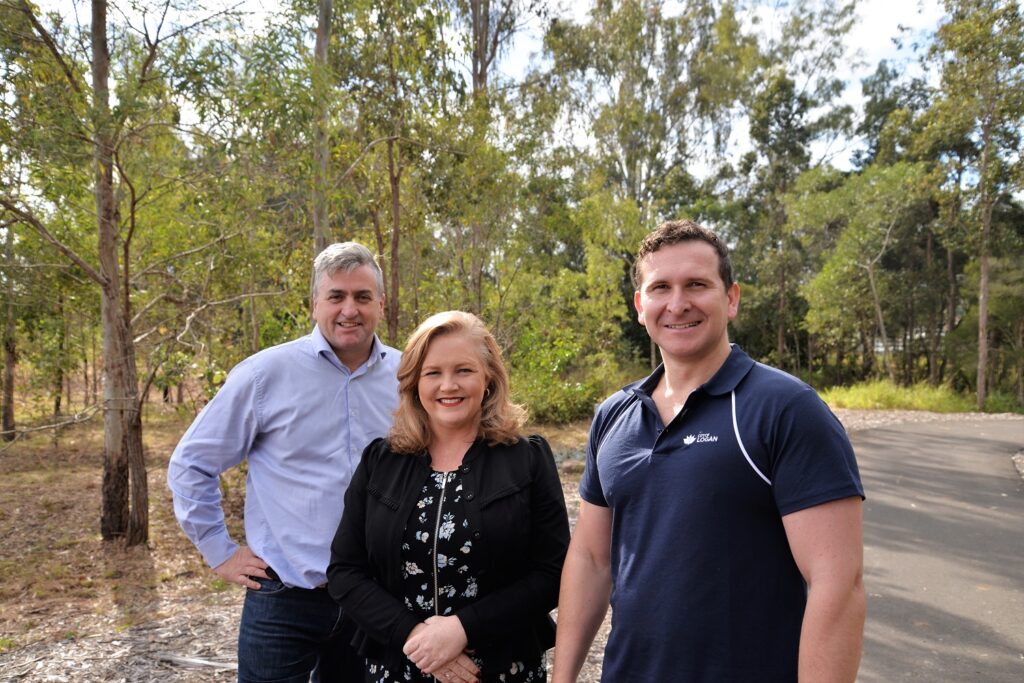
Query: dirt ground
[[0, 407, 1019, 682]]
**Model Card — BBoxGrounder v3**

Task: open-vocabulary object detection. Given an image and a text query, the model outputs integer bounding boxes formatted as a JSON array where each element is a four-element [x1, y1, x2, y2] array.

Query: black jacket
[[327, 434, 570, 672]]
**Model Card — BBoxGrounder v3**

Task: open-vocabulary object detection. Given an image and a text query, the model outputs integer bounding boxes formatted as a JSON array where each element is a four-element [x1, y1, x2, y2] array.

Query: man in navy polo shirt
[[552, 220, 865, 683]]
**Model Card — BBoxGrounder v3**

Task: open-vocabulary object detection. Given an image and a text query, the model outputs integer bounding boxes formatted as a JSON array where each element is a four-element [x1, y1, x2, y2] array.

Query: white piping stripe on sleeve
[[731, 390, 771, 485]]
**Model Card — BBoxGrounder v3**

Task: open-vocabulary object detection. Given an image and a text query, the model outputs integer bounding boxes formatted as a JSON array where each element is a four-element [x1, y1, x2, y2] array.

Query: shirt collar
[[627, 344, 755, 398], [309, 326, 389, 371], [701, 344, 755, 395]]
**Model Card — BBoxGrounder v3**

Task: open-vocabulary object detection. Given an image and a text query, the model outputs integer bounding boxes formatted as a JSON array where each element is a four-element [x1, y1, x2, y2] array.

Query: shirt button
[[460, 465, 470, 473], [465, 492, 475, 501], [472, 530, 481, 540]]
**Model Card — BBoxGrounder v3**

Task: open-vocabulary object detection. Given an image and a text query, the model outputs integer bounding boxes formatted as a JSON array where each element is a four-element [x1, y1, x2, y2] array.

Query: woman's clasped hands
[[403, 615, 480, 683]]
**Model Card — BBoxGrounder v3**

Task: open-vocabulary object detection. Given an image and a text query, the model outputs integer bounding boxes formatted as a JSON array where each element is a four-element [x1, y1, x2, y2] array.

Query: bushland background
[[0, 0, 1022, 669]]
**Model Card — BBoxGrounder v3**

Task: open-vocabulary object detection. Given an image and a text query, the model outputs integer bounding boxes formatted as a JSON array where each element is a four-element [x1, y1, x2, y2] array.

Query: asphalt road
[[855, 418, 1024, 682]]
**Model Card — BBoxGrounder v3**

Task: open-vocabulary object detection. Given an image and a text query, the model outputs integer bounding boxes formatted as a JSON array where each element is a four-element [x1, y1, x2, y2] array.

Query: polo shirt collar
[[627, 344, 755, 398], [702, 344, 755, 396], [631, 364, 665, 398]]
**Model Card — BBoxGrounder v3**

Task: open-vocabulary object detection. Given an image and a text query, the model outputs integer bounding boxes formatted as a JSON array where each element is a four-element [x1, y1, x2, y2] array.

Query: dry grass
[[0, 407, 247, 655], [530, 418, 591, 457]]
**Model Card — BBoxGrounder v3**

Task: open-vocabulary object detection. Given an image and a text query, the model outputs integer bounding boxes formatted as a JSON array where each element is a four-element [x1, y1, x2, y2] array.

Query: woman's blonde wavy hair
[[388, 311, 526, 454]]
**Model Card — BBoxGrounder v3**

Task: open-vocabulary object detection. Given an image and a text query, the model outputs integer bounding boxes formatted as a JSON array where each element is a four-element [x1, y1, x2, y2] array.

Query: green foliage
[[507, 278, 605, 423], [983, 391, 1023, 414], [513, 372, 602, 424], [820, 380, 975, 412]]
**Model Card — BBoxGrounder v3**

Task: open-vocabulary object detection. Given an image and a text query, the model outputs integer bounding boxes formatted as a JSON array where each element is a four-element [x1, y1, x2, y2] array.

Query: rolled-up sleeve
[[167, 361, 261, 568]]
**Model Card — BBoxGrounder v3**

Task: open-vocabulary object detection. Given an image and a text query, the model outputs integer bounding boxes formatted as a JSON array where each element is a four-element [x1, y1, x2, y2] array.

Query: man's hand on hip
[[213, 546, 269, 590]]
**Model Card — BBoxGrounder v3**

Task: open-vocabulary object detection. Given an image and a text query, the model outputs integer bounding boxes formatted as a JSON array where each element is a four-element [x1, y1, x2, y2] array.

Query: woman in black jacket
[[328, 311, 570, 683]]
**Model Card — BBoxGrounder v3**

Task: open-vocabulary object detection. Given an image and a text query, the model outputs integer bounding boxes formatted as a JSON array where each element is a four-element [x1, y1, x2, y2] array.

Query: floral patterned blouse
[[366, 469, 547, 683]]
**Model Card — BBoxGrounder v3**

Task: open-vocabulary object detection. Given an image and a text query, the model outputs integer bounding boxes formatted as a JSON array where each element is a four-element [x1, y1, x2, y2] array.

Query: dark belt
[[263, 566, 328, 590]]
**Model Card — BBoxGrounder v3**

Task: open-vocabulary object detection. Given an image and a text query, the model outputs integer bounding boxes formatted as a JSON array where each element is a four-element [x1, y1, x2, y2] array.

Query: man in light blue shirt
[[168, 242, 401, 682]]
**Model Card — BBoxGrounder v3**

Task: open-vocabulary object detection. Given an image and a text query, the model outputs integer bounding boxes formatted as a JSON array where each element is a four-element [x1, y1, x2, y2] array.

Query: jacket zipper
[[432, 472, 450, 618], [430, 472, 450, 683]]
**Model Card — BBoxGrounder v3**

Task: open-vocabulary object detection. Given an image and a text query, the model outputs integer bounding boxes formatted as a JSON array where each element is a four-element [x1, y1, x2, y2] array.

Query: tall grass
[[820, 380, 978, 413]]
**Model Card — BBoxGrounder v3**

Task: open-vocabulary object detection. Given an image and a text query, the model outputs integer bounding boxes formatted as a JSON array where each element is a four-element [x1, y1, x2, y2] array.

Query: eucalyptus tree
[[731, 0, 857, 372], [454, 0, 534, 99], [312, 0, 336, 255], [854, 60, 957, 384], [418, 0, 544, 323], [329, 0, 460, 341], [928, 0, 1023, 408], [0, 0, 241, 544], [543, 0, 758, 366], [546, 0, 755, 226]]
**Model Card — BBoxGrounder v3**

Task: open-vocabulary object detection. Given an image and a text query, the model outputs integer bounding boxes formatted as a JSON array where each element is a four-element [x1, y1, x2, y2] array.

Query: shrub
[[820, 380, 976, 412], [513, 372, 602, 424], [984, 391, 1024, 414]]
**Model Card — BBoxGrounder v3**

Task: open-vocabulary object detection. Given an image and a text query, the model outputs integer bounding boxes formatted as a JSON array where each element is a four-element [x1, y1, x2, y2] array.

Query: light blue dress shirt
[[168, 327, 400, 589]]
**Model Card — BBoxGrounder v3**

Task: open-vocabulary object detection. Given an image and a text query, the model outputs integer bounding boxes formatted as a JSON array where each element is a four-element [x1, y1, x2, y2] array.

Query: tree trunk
[[311, 0, 333, 255], [90, 322, 99, 405], [976, 135, 992, 410], [2, 224, 16, 441], [791, 330, 801, 374], [865, 264, 895, 382], [248, 286, 260, 354], [942, 244, 957, 383], [1016, 318, 1023, 407], [386, 137, 401, 343], [81, 320, 90, 407], [926, 230, 940, 385], [471, 0, 490, 96], [836, 341, 846, 384], [93, 0, 147, 545], [411, 225, 421, 328], [1, 330, 13, 442], [904, 295, 913, 384], [806, 333, 815, 376], [54, 294, 65, 417], [776, 264, 786, 369]]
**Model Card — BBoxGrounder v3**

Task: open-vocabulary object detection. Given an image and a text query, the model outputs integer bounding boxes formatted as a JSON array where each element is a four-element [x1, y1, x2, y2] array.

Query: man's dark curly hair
[[631, 219, 734, 290]]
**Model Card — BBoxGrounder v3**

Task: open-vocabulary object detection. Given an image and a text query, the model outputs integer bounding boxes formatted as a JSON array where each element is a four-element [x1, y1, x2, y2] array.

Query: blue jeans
[[237, 576, 363, 683]]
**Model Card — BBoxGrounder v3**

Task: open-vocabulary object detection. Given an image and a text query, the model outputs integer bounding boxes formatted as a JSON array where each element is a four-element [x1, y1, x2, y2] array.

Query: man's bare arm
[[551, 501, 613, 683], [783, 496, 866, 683]]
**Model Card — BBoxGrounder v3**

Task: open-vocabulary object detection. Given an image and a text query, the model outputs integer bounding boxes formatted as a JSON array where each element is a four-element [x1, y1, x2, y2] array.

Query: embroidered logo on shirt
[[684, 432, 718, 445]]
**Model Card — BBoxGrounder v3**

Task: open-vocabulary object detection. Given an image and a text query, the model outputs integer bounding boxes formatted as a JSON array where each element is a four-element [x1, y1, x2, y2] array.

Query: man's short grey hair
[[310, 242, 385, 301]]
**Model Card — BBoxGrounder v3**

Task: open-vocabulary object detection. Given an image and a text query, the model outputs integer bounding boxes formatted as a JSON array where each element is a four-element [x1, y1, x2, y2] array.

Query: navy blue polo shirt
[[580, 345, 863, 683]]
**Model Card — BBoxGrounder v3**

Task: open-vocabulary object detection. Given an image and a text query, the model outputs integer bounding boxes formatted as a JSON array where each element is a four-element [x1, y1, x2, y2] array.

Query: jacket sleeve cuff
[[454, 604, 483, 647], [390, 611, 423, 651]]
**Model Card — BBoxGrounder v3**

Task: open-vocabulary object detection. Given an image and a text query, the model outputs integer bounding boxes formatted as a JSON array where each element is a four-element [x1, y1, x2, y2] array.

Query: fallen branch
[[155, 652, 237, 670]]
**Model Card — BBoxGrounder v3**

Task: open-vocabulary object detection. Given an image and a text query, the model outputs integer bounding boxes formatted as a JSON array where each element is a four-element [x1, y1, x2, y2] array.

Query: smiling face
[[634, 240, 740, 370], [417, 331, 489, 439], [311, 265, 385, 370]]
